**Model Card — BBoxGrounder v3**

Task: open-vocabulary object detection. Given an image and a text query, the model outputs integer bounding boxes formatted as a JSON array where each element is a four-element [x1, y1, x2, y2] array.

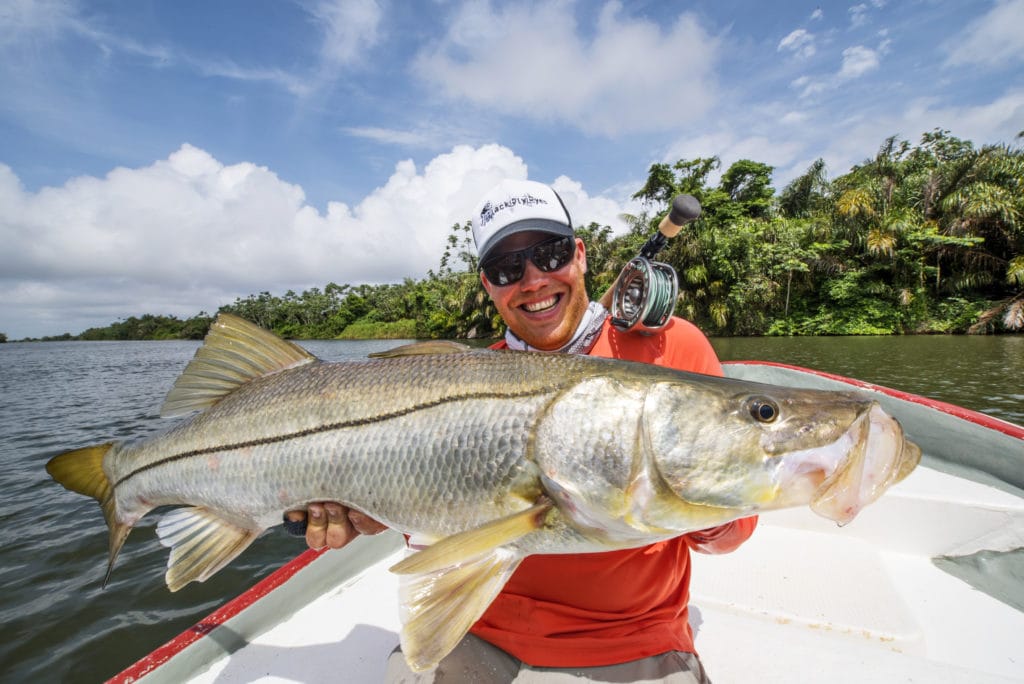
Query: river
[[1, 334, 1021, 682]]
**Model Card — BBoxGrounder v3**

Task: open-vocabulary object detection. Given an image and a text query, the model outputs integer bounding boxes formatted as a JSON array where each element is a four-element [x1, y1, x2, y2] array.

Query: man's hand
[[284, 503, 387, 550]]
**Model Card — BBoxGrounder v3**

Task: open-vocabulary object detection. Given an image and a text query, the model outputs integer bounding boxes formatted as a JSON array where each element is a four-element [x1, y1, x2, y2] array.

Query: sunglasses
[[481, 235, 576, 286]]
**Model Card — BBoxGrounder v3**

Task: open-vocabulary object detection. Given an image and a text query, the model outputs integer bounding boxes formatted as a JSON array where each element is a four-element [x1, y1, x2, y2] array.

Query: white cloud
[[838, 45, 879, 79], [790, 43, 880, 98], [849, 3, 869, 28], [811, 8, 824, 21], [945, 0, 1024, 69], [778, 29, 816, 59], [309, 0, 383, 72], [0, 0, 380, 99], [0, 144, 634, 338], [412, 1, 719, 135]]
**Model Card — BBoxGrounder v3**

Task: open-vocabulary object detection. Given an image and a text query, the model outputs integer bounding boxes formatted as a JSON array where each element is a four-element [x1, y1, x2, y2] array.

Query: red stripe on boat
[[108, 547, 328, 684]]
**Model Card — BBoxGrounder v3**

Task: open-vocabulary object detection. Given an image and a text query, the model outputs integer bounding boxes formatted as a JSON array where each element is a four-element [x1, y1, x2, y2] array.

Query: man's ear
[[480, 271, 494, 297], [576, 237, 587, 275]]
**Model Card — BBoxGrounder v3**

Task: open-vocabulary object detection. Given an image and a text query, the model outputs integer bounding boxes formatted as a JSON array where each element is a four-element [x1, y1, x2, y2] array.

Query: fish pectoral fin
[[156, 507, 262, 592], [398, 547, 522, 673], [368, 340, 473, 358], [160, 313, 316, 417], [389, 500, 552, 575]]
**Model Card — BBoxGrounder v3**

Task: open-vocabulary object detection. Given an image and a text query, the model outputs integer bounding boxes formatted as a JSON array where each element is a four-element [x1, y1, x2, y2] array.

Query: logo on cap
[[479, 193, 550, 228]]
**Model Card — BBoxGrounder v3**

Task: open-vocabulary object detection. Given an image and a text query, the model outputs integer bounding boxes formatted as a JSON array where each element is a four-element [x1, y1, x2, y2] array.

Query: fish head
[[642, 380, 921, 527]]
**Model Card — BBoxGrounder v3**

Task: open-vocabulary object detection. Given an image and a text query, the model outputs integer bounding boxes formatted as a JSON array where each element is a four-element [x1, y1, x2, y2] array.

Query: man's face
[[481, 231, 589, 351]]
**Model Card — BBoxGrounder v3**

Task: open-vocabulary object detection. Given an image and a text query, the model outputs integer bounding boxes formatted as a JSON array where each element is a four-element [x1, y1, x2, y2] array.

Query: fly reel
[[609, 257, 678, 333]]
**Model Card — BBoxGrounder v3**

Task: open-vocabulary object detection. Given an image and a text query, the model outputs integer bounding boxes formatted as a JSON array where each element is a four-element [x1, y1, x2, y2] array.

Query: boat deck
[[128, 464, 1024, 683]]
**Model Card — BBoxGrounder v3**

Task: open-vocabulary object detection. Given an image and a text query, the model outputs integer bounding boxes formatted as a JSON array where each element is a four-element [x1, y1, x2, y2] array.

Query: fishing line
[[610, 257, 678, 333]]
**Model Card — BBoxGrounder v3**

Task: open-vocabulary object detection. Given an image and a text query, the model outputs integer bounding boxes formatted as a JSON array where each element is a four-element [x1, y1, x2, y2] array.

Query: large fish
[[47, 314, 920, 671]]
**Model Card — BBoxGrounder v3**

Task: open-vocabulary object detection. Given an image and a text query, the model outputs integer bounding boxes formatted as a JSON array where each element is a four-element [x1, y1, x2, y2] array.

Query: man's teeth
[[523, 295, 558, 312]]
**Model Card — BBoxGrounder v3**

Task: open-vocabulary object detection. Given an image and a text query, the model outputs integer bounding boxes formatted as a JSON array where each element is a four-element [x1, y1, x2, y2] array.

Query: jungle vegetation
[[32, 130, 1024, 342]]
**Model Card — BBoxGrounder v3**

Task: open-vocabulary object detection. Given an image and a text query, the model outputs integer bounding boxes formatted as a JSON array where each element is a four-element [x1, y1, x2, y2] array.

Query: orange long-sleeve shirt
[[472, 317, 758, 667]]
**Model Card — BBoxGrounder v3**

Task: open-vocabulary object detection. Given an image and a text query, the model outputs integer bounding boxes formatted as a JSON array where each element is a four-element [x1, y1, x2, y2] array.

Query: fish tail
[[46, 443, 132, 587]]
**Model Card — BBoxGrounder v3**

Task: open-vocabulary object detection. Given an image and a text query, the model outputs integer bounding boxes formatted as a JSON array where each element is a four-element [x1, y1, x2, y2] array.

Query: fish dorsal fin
[[368, 340, 473, 359], [161, 313, 315, 417]]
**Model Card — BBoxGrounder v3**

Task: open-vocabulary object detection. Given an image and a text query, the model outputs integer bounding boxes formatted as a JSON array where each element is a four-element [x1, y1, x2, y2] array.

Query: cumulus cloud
[[0, 144, 633, 338], [412, 1, 719, 136], [945, 0, 1024, 69]]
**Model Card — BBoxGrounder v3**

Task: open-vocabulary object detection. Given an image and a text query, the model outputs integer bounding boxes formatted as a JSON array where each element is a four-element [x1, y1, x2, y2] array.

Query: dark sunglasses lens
[[483, 253, 524, 286], [532, 237, 573, 272], [483, 236, 573, 286]]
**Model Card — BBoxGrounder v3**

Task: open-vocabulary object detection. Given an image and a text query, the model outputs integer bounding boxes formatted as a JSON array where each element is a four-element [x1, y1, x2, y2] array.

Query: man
[[289, 179, 756, 682]]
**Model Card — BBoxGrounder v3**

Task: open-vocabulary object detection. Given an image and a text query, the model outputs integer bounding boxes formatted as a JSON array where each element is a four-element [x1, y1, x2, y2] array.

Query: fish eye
[[748, 397, 779, 423]]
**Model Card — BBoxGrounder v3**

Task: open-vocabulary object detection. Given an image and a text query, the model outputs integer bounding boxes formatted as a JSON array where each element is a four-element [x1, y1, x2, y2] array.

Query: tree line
[[17, 129, 1022, 342]]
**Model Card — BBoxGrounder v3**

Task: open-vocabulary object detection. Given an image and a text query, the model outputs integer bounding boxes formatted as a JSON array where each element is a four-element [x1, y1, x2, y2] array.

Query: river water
[[1, 335, 1021, 682]]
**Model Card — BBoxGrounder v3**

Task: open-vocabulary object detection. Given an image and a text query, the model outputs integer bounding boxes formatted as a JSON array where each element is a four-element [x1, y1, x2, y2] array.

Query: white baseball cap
[[471, 179, 574, 264]]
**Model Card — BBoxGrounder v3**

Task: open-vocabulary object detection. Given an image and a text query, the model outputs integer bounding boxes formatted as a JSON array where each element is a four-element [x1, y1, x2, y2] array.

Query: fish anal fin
[[46, 443, 135, 586], [161, 313, 316, 417], [156, 507, 261, 592], [390, 500, 552, 576], [399, 548, 522, 672], [369, 340, 473, 358]]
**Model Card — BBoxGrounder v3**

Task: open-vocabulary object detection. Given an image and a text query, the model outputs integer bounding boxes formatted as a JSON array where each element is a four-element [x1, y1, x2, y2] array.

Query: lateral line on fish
[[112, 388, 550, 488]]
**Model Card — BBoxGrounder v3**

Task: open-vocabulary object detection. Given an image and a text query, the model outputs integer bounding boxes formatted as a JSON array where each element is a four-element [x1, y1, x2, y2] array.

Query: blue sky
[[1, 0, 1022, 338]]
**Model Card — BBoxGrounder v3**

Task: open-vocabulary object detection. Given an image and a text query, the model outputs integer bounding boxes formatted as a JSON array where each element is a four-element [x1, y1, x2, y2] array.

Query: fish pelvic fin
[[398, 546, 523, 673], [390, 499, 552, 575], [160, 313, 316, 418], [368, 340, 473, 358], [156, 507, 262, 592], [389, 501, 551, 671], [46, 443, 132, 587]]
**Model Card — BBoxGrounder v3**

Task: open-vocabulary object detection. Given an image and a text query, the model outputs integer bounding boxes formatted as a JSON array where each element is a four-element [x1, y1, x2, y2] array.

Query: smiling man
[[379, 179, 758, 682], [293, 179, 756, 682], [474, 179, 597, 352]]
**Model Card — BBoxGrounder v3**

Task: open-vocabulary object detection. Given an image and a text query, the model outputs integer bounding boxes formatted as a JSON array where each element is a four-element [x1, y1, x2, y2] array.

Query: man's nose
[[517, 260, 547, 289]]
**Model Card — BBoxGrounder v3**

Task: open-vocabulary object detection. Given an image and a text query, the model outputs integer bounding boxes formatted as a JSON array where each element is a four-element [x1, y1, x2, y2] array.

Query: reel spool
[[609, 257, 678, 333]]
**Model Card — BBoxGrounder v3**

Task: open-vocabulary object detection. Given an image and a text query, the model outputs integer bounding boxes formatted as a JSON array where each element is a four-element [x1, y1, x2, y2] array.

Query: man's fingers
[[295, 503, 384, 550], [304, 503, 329, 549], [324, 502, 359, 549], [349, 510, 387, 536]]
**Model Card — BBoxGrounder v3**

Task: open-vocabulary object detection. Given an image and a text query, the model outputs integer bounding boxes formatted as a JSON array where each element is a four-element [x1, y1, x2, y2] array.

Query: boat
[[109, 361, 1024, 684]]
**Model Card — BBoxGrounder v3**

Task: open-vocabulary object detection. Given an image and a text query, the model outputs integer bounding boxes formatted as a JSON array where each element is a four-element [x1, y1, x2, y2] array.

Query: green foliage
[[78, 314, 213, 341], [48, 130, 1024, 342], [336, 318, 417, 340]]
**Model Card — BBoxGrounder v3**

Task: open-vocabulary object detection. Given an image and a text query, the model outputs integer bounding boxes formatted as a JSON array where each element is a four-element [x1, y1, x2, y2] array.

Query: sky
[[1, 0, 1022, 339]]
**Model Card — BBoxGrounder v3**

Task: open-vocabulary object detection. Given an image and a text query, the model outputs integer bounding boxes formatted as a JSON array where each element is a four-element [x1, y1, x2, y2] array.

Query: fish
[[47, 313, 921, 671]]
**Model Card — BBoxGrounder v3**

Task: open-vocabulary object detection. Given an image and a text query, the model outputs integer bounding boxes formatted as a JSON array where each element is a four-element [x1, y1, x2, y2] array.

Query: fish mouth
[[780, 403, 921, 525]]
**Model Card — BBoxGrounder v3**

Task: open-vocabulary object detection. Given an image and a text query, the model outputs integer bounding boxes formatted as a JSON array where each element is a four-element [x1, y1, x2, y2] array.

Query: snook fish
[[48, 314, 920, 671]]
